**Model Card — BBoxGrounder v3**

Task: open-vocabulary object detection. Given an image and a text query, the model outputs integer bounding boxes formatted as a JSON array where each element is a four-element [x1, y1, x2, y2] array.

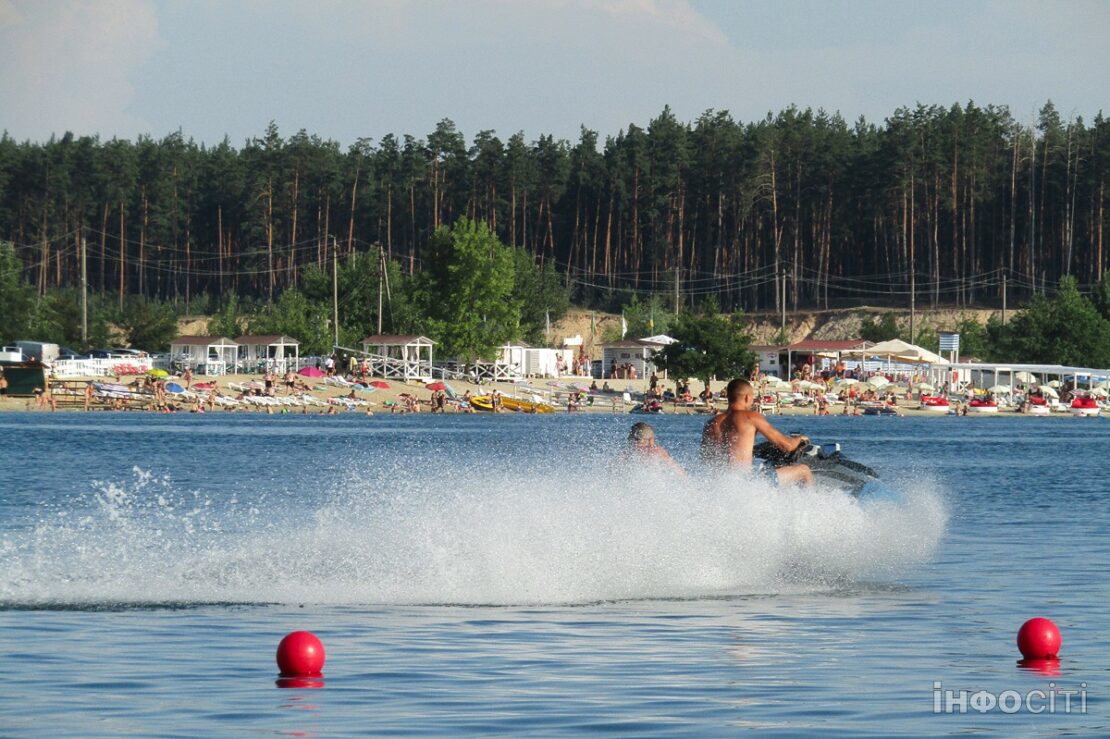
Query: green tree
[[620, 293, 671, 338], [207, 294, 244, 338], [249, 288, 332, 355], [414, 217, 520, 362], [654, 312, 756, 388], [995, 276, 1110, 366], [0, 241, 33, 343], [953, 317, 993, 360], [117, 295, 179, 350], [1092, 272, 1110, 321], [512, 248, 570, 344], [859, 313, 900, 342]]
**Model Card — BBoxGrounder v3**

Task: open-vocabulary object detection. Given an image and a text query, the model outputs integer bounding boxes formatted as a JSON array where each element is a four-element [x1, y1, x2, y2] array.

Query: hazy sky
[[1, 0, 1107, 147]]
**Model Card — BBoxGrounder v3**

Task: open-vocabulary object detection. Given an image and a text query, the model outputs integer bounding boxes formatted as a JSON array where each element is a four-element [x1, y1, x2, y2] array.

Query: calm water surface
[[0, 411, 1106, 735]]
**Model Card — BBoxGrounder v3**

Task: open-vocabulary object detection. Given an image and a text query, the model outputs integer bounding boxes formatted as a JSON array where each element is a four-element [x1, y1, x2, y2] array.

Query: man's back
[[701, 409, 760, 467]]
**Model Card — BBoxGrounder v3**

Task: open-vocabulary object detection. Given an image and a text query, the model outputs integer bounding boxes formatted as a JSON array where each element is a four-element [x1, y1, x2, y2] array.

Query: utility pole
[[909, 268, 916, 345], [674, 265, 680, 315], [377, 243, 385, 335], [909, 230, 916, 344], [1001, 272, 1007, 326], [80, 235, 88, 346], [331, 235, 339, 348], [780, 269, 787, 335]]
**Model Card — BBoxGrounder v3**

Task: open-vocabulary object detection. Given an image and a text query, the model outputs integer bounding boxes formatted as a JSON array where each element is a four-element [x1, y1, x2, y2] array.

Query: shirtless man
[[625, 422, 686, 476], [700, 378, 813, 486]]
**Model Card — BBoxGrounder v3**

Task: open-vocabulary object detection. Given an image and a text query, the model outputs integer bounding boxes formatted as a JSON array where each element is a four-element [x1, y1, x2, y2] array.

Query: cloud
[[0, 0, 161, 141]]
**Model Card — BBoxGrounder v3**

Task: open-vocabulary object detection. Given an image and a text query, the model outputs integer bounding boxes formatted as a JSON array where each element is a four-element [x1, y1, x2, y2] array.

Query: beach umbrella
[[1037, 386, 1059, 398], [988, 385, 1012, 394], [1090, 387, 1108, 398], [165, 382, 185, 393], [425, 381, 446, 392], [1046, 380, 1062, 388], [834, 378, 860, 386], [298, 367, 325, 378], [1015, 371, 1037, 383], [147, 368, 169, 378], [763, 377, 790, 391], [866, 376, 890, 388], [369, 380, 390, 389]]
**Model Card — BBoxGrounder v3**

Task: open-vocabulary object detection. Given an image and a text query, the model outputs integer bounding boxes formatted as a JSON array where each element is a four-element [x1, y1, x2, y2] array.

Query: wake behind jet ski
[[753, 440, 879, 497]]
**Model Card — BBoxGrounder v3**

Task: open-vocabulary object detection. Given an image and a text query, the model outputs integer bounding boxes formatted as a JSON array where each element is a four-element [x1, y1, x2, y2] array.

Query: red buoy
[[1017, 617, 1061, 660], [276, 631, 326, 677]]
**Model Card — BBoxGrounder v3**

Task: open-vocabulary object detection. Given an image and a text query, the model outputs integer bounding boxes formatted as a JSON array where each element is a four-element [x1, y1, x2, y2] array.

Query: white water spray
[[0, 462, 947, 607]]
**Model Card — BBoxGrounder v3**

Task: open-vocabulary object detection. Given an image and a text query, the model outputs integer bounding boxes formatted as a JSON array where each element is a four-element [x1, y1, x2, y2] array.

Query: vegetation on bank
[[4, 226, 1109, 369], [1, 102, 1107, 319]]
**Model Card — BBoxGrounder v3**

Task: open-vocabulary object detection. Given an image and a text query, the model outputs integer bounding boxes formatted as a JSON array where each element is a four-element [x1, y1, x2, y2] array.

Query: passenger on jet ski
[[701, 378, 813, 487]]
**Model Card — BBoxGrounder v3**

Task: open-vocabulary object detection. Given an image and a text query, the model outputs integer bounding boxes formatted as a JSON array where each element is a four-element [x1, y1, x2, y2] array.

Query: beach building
[[602, 338, 670, 379], [523, 347, 575, 378], [472, 343, 528, 382], [360, 334, 435, 381], [236, 335, 300, 373], [169, 336, 240, 376], [938, 362, 1109, 396], [751, 340, 873, 378]]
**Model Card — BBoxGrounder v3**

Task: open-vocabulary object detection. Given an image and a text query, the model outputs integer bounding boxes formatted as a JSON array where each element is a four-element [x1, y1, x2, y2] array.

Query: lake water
[[0, 411, 1106, 735]]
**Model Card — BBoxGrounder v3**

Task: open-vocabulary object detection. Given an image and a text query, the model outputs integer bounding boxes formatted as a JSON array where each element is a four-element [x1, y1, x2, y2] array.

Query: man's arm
[[653, 447, 687, 477], [752, 413, 807, 453]]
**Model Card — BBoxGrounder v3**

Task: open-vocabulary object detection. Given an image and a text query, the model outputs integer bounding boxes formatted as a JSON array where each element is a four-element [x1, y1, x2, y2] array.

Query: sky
[[1, 0, 1108, 148]]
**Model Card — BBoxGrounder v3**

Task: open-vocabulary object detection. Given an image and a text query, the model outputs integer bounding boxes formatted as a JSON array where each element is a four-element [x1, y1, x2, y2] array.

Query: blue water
[[0, 412, 1106, 735]]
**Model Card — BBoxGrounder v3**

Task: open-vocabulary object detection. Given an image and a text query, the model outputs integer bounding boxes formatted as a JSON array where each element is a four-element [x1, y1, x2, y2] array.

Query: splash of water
[[0, 462, 947, 607]]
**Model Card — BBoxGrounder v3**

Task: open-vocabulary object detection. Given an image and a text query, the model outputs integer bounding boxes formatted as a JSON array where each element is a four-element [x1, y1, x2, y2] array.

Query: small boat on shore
[[1071, 395, 1101, 418], [919, 395, 950, 413], [1025, 396, 1050, 415], [968, 399, 999, 414], [470, 395, 555, 413]]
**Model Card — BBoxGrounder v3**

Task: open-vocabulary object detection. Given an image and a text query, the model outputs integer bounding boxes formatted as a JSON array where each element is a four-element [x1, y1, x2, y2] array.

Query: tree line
[[1, 101, 1107, 319]]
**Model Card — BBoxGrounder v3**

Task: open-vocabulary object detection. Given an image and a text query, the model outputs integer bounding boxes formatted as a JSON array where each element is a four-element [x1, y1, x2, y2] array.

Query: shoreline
[[0, 373, 1099, 419]]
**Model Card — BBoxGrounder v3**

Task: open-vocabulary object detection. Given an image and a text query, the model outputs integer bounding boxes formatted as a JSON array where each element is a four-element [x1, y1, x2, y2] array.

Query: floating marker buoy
[[276, 630, 326, 677], [1017, 617, 1061, 660]]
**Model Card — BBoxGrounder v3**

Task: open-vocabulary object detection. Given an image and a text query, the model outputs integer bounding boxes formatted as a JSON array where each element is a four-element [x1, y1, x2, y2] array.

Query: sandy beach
[[0, 372, 1090, 419]]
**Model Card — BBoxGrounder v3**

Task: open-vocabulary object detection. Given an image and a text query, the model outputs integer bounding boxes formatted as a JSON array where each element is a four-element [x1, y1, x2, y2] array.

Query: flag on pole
[[545, 310, 551, 341], [649, 307, 654, 332], [621, 314, 628, 339], [590, 312, 596, 339]]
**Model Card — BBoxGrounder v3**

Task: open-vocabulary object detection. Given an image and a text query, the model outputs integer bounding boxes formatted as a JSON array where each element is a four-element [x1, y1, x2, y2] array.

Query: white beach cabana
[[236, 335, 300, 373], [169, 335, 240, 376], [360, 334, 435, 381], [472, 342, 528, 382], [602, 338, 667, 379]]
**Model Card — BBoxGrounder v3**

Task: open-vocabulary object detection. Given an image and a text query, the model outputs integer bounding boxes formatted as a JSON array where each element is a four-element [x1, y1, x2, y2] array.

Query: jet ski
[[753, 440, 880, 497]]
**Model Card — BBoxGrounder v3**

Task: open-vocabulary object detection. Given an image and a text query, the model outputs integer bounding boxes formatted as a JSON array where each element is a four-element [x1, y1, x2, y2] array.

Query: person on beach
[[700, 378, 812, 487], [182, 367, 192, 389], [625, 422, 686, 476]]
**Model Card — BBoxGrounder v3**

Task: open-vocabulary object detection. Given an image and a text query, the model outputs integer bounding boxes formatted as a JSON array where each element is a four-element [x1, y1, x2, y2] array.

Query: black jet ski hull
[[753, 441, 880, 497]]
